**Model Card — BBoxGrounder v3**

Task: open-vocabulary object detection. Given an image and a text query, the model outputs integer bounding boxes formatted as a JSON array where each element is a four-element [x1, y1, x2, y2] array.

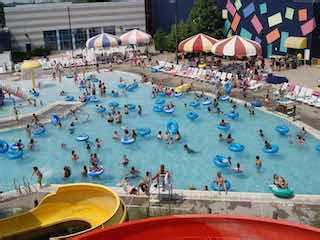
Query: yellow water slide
[[175, 83, 192, 93], [0, 183, 127, 239]]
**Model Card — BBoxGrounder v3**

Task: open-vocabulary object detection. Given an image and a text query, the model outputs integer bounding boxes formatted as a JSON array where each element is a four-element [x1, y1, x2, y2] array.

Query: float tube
[[186, 112, 199, 121], [166, 120, 179, 135], [210, 180, 231, 191], [269, 184, 294, 198], [213, 155, 230, 168], [0, 140, 9, 153], [136, 128, 151, 137], [76, 134, 89, 142], [275, 125, 290, 135], [229, 143, 245, 152], [88, 167, 104, 177], [263, 144, 279, 154]]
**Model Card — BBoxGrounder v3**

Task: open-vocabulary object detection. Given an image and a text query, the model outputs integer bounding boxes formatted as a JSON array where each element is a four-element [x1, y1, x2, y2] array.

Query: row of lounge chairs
[[282, 83, 320, 107]]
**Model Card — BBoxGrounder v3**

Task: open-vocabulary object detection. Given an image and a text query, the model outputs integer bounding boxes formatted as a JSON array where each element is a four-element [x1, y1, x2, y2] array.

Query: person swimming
[[128, 166, 140, 177], [234, 162, 242, 173], [175, 131, 181, 141], [63, 166, 71, 179], [264, 140, 272, 149], [258, 129, 265, 138], [219, 119, 228, 126], [226, 134, 233, 144], [71, 150, 79, 161], [215, 172, 227, 195], [113, 131, 120, 140], [121, 154, 129, 166], [69, 122, 75, 134], [157, 131, 162, 140], [273, 174, 288, 189], [81, 165, 88, 177], [255, 155, 262, 170], [95, 138, 102, 148], [296, 136, 305, 145], [137, 105, 142, 115], [183, 144, 198, 154], [28, 138, 36, 150]]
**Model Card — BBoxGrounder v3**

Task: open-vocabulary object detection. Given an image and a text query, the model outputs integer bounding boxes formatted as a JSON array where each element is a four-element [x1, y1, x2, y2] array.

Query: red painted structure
[[73, 214, 320, 240]]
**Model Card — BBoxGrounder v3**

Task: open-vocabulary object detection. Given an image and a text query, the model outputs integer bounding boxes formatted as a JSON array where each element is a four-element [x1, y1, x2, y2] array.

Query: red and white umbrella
[[178, 33, 218, 53], [120, 29, 152, 46], [211, 35, 262, 58]]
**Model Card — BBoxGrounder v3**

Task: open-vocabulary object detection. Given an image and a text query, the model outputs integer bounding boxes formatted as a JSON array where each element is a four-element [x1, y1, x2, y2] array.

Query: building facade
[[217, 0, 320, 58], [4, 0, 146, 51], [145, 0, 195, 34]]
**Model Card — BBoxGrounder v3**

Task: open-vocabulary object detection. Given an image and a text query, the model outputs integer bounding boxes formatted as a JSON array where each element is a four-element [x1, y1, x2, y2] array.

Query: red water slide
[[73, 214, 320, 240]]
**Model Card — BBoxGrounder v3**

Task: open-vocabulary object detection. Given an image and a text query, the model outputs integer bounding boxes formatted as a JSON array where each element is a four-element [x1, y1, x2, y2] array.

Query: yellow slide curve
[[0, 183, 127, 239], [175, 83, 192, 93]]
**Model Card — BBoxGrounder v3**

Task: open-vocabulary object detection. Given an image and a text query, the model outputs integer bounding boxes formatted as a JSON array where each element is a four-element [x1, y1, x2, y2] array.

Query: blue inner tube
[[227, 112, 239, 120], [166, 120, 179, 135], [211, 180, 231, 191], [0, 140, 9, 153], [79, 84, 86, 89], [186, 112, 199, 120], [158, 91, 166, 97], [32, 127, 46, 136], [163, 107, 175, 114], [213, 155, 230, 168], [189, 101, 200, 108], [263, 144, 279, 154], [155, 98, 165, 105], [316, 144, 320, 152], [109, 101, 119, 108], [251, 100, 262, 107], [202, 100, 212, 105], [126, 83, 138, 92], [10, 143, 24, 151], [217, 124, 231, 131], [76, 134, 89, 142], [90, 96, 100, 103], [7, 149, 23, 159], [65, 96, 75, 101], [153, 105, 163, 112], [224, 83, 232, 94], [136, 128, 151, 137], [110, 92, 119, 97], [121, 137, 135, 144], [118, 83, 127, 89], [91, 78, 99, 83], [219, 95, 230, 101], [88, 167, 104, 177], [96, 106, 106, 113], [51, 114, 60, 125], [229, 143, 245, 152], [174, 92, 183, 97], [127, 104, 136, 111], [275, 125, 290, 135]]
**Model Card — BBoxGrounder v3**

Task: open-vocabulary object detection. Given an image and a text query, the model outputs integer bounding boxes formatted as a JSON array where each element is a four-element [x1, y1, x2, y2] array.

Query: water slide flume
[[73, 214, 320, 240], [0, 183, 126, 239]]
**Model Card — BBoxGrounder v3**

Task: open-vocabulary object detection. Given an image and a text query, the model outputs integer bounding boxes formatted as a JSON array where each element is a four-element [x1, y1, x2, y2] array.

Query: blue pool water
[[0, 71, 320, 194]]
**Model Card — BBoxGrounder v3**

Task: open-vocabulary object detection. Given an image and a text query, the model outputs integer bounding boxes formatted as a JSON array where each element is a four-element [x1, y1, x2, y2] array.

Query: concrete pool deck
[[1, 184, 320, 227]]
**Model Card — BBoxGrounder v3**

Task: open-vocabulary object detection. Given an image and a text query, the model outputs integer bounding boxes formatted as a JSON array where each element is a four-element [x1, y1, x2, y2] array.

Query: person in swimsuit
[[183, 144, 198, 154], [255, 155, 262, 170], [32, 166, 43, 188], [215, 172, 227, 195], [63, 166, 71, 179]]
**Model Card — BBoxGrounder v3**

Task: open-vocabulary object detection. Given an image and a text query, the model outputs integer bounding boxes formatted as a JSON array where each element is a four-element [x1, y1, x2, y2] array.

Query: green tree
[[188, 0, 224, 39], [154, 29, 168, 51], [167, 21, 192, 51]]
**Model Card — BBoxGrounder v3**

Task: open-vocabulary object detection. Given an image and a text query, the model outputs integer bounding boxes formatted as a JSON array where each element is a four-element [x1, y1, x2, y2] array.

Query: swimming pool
[[0, 71, 319, 194]]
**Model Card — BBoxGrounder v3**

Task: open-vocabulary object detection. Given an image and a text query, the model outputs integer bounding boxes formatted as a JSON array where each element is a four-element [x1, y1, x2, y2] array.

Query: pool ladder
[[13, 177, 35, 195]]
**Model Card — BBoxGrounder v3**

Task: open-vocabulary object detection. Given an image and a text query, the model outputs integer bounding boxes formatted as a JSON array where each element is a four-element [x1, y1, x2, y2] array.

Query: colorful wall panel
[[217, 0, 319, 58]]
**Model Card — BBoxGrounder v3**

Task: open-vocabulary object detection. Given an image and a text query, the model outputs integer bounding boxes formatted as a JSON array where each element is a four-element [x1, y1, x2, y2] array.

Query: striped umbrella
[[178, 33, 218, 53], [86, 33, 121, 49], [212, 35, 262, 58], [120, 29, 152, 46]]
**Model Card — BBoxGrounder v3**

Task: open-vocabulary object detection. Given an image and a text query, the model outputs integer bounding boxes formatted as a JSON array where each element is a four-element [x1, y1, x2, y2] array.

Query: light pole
[[67, 6, 73, 58], [169, 0, 178, 64]]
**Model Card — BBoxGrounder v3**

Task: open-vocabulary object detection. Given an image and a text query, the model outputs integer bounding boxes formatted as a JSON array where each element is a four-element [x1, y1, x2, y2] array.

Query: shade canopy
[[285, 37, 307, 49], [212, 35, 262, 58], [178, 33, 218, 53], [21, 60, 41, 71], [86, 33, 121, 49], [120, 29, 152, 46]]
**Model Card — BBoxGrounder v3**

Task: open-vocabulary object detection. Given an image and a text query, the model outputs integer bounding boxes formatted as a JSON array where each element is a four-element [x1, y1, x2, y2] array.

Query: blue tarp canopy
[[266, 74, 289, 84]]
